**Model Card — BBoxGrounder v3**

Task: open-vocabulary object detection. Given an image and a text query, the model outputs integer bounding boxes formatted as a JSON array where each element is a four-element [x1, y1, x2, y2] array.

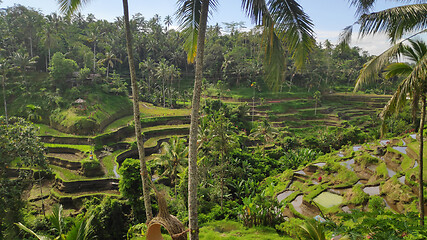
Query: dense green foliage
[[0, 117, 47, 238]]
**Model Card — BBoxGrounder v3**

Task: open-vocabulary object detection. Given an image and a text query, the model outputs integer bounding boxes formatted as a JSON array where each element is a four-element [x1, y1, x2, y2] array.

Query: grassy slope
[[50, 91, 132, 130], [406, 141, 427, 178], [132, 220, 291, 240]]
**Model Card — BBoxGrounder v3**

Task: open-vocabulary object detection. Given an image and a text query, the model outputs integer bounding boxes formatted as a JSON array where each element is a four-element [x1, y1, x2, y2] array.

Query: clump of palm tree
[[156, 136, 188, 196], [97, 51, 122, 80], [299, 219, 326, 240]]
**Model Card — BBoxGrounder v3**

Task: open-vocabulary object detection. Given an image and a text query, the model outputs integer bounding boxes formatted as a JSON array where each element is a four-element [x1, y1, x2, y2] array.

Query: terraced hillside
[[23, 94, 394, 215], [24, 103, 191, 212], [263, 135, 427, 219], [216, 93, 390, 134]]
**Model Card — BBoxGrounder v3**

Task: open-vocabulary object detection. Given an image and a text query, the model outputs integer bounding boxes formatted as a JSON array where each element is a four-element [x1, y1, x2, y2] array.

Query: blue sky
[[0, 0, 408, 54]]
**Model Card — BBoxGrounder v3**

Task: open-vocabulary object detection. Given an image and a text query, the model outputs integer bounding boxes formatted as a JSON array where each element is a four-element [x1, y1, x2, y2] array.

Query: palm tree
[[299, 219, 326, 240], [313, 90, 321, 116], [347, 0, 427, 226], [57, 0, 153, 222], [167, 64, 181, 108], [355, 41, 427, 225], [139, 57, 157, 93], [383, 40, 426, 226], [97, 51, 122, 80], [164, 15, 173, 31], [155, 58, 169, 107], [85, 26, 103, 73], [210, 113, 238, 210], [11, 52, 38, 87], [16, 204, 94, 240], [251, 119, 279, 145], [156, 136, 188, 196], [0, 58, 12, 125], [39, 21, 59, 71], [176, 1, 315, 239]]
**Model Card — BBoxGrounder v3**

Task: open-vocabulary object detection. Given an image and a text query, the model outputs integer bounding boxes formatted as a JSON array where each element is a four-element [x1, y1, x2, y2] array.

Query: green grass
[[406, 141, 427, 176], [131, 220, 291, 240], [44, 143, 93, 152], [375, 162, 388, 178], [35, 124, 88, 137], [386, 144, 413, 172], [44, 143, 97, 162], [102, 150, 126, 178], [103, 115, 133, 133], [50, 188, 120, 199], [313, 192, 343, 208], [225, 86, 312, 100], [139, 102, 190, 117], [50, 165, 88, 181], [142, 124, 189, 133], [198, 221, 292, 240], [50, 91, 132, 130]]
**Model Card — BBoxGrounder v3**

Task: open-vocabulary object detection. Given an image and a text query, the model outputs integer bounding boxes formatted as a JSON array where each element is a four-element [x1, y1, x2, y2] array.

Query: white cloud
[[315, 30, 391, 56]]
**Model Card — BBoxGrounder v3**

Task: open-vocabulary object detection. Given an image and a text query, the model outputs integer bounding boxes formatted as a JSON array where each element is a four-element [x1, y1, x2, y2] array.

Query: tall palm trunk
[[169, 76, 173, 108], [93, 41, 96, 72], [122, 0, 153, 222], [2, 74, 8, 125], [419, 96, 425, 226], [162, 78, 166, 108], [188, 1, 209, 239]]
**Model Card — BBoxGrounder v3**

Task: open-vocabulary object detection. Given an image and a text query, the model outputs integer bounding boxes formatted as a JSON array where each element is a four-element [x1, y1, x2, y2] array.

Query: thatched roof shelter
[[74, 98, 86, 104], [146, 192, 187, 240]]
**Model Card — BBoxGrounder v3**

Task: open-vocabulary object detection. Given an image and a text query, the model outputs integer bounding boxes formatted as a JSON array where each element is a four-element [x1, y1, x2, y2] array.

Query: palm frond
[[299, 219, 326, 240], [241, 0, 269, 25], [57, 0, 91, 15], [176, 0, 217, 63], [48, 204, 63, 236], [348, 0, 376, 16], [384, 62, 413, 78], [82, 214, 95, 240], [269, 0, 315, 69], [15, 223, 50, 240], [380, 39, 427, 135], [339, 25, 354, 45], [358, 3, 427, 42], [262, 25, 286, 91], [245, 0, 315, 90], [354, 42, 403, 91], [404, 38, 427, 63], [65, 214, 94, 240]]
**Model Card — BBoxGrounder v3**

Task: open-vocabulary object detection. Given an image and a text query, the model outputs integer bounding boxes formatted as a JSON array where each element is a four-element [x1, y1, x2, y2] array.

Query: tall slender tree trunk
[[46, 54, 48, 72], [122, 0, 153, 222], [29, 37, 33, 58], [169, 76, 172, 108], [38, 170, 45, 217], [419, 96, 425, 226], [93, 41, 96, 73], [188, 1, 209, 239], [162, 78, 166, 108], [2, 75, 8, 125]]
